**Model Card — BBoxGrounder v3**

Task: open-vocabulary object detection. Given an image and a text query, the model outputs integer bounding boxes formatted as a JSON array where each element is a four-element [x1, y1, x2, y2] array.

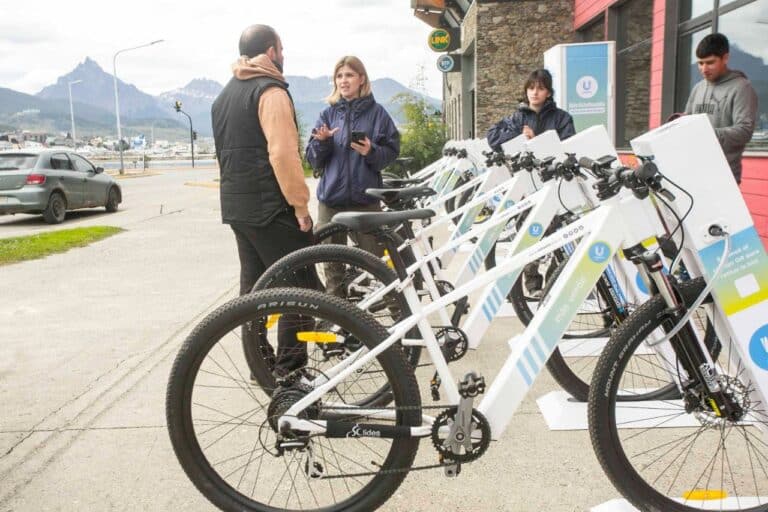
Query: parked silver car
[[0, 149, 122, 224]]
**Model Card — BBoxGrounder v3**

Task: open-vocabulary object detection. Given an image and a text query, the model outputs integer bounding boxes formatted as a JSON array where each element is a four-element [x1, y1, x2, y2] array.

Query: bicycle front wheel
[[166, 288, 421, 512], [589, 278, 764, 512]]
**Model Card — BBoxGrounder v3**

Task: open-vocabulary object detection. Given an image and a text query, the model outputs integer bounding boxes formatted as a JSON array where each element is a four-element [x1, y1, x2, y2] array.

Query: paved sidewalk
[[0, 171, 621, 511], [0, 173, 240, 510]]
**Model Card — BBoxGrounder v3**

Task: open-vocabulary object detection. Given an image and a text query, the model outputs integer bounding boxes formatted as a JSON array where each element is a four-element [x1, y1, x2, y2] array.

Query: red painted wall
[[648, 0, 666, 128], [573, 0, 615, 28], [741, 157, 768, 246]]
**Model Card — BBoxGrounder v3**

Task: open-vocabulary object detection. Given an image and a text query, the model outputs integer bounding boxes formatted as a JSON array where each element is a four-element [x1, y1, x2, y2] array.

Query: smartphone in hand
[[350, 131, 367, 146]]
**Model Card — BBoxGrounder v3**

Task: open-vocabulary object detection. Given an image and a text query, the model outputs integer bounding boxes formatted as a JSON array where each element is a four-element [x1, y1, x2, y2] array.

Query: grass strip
[[0, 226, 124, 265]]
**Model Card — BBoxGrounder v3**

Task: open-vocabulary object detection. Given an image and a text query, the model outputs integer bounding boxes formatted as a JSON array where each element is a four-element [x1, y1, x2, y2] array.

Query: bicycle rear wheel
[[166, 288, 421, 512], [588, 278, 762, 512]]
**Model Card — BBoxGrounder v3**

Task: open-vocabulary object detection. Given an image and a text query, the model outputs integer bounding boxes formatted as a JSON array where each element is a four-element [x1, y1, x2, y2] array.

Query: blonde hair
[[326, 56, 372, 105]]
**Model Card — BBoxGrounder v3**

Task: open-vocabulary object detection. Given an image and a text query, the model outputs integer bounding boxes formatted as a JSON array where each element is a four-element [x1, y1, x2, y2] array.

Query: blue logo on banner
[[749, 324, 768, 371], [529, 223, 543, 237], [589, 242, 611, 263], [635, 268, 669, 295], [635, 272, 649, 295]]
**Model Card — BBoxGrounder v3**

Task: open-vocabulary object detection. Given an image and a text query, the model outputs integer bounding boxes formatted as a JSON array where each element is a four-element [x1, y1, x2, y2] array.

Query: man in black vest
[[212, 24, 314, 378]]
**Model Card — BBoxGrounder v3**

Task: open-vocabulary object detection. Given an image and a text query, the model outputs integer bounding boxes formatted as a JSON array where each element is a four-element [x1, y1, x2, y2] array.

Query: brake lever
[[658, 188, 676, 202]]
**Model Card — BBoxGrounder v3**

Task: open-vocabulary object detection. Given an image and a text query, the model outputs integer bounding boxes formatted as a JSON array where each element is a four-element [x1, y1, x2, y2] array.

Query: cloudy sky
[[0, 1, 444, 98]]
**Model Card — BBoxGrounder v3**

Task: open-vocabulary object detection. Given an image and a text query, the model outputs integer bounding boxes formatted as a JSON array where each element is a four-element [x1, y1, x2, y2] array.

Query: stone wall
[[616, 0, 653, 147], [475, 0, 576, 135], [443, 1, 478, 139]]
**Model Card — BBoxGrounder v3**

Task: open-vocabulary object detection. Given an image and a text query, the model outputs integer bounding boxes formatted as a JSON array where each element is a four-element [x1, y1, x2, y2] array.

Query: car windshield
[[0, 154, 38, 171]]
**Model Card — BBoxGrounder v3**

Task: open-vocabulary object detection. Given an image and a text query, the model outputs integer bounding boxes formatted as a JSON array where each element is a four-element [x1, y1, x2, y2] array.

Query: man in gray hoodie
[[684, 33, 758, 183]]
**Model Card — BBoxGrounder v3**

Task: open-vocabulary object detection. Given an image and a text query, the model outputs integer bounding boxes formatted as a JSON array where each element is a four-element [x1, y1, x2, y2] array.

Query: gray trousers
[[315, 201, 385, 297]]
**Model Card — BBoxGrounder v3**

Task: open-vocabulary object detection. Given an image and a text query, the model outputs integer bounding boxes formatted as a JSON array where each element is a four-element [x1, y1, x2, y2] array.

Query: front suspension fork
[[640, 250, 742, 421]]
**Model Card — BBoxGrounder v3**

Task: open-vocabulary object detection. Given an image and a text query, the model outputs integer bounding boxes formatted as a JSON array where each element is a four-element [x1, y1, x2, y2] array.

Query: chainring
[[430, 407, 491, 463], [434, 326, 469, 362]]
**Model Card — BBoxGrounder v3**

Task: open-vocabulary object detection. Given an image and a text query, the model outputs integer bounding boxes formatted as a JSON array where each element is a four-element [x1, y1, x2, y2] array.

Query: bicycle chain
[[313, 404, 473, 479], [319, 461, 458, 479]]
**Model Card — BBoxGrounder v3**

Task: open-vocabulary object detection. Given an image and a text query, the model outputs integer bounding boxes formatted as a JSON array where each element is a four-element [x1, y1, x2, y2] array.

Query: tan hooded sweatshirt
[[232, 55, 310, 218]]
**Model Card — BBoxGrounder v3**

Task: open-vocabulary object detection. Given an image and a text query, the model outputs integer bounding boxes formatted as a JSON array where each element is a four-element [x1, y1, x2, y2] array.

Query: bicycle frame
[[283, 193, 657, 438], [462, 126, 647, 348], [355, 129, 647, 348]]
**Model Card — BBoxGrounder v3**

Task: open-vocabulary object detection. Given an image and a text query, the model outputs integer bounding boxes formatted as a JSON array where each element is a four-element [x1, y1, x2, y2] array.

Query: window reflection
[[675, 29, 708, 113], [679, 0, 715, 21], [719, 1, 768, 148]]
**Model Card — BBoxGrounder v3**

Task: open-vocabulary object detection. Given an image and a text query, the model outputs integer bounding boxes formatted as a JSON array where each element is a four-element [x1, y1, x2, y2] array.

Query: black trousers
[[230, 212, 316, 376]]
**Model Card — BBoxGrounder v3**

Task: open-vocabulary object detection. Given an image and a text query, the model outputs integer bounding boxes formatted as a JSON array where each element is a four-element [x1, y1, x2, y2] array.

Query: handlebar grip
[[635, 161, 658, 181], [579, 156, 596, 169], [616, 168, 636, 183]]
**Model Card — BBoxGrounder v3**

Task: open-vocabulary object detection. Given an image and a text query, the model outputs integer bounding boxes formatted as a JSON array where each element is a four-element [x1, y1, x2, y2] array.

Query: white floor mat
[[592, 497, 767, 511], [535, 390, 700, 431]]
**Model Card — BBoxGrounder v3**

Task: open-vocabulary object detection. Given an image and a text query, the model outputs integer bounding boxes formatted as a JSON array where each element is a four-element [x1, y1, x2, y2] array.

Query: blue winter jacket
[[306, 94, 400, 207], [486, 98, 575, 150]]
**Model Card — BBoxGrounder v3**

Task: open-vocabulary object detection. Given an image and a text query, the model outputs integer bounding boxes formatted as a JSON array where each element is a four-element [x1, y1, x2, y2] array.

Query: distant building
[[131, 134, 147, 150], [21, 131, 48, 145]]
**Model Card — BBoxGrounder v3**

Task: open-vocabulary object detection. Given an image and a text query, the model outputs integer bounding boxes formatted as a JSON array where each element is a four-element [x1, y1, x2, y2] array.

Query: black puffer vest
[[212, 76, 292, 225]]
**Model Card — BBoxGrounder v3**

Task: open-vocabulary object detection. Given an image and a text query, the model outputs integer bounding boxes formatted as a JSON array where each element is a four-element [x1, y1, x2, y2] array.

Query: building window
[[615, 0, 653, 148], [674, 28, 709, 114], [674, 0, 767, 150], [579, 15, 605, 42]]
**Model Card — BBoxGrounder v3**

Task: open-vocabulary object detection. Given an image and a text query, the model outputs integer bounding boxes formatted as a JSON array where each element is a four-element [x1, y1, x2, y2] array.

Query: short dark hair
[[238, 24, 278, 58], [696, 33, 729, 59], [523, 69, 554, 102]]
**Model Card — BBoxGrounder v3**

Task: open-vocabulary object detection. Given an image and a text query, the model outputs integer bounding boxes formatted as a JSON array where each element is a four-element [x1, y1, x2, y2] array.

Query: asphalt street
[[0, 168, 622, 512]]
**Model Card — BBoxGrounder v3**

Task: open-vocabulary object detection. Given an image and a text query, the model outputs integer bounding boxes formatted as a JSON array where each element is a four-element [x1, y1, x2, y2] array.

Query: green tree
[[391, 92, 446, 176], [295, 111, 314, 177]]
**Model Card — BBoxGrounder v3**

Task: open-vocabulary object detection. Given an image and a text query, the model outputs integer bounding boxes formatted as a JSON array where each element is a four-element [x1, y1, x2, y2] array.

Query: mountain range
[[0, 57, 440, 141]]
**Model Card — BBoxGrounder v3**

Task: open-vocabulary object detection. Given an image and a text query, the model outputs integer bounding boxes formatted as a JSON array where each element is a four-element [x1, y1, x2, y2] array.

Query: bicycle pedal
[[459, 372, 485, 398], [444, 463, 461, 478]]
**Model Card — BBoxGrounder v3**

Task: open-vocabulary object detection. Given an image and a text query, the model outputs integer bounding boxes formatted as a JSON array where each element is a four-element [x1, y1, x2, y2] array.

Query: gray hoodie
[[684, 70, 758, 182]]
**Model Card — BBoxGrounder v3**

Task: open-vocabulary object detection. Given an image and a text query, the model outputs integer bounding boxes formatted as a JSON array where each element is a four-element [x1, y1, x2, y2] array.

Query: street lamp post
[[67, 79, 82, 144], [113, 39, 164, 174], [173, 101, 195, 168]]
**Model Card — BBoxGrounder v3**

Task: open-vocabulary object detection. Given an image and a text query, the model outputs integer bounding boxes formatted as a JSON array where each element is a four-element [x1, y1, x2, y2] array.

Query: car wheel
[[105, 187, 119, 213], [43, 192, 66, 224]]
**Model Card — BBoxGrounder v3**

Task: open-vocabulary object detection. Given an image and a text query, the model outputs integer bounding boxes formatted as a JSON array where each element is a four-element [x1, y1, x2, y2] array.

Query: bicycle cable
[[657, 170, 695, 272], [557, 178, 575, 216], [647, 228, 730, 347], [652, 190, 686, 272]]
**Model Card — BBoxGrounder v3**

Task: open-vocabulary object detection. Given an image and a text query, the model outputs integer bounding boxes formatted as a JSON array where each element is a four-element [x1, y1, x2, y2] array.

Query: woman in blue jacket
[[486, 68, 575, 151], [487, 69, 575, 296], [305, 56, 400, 295]]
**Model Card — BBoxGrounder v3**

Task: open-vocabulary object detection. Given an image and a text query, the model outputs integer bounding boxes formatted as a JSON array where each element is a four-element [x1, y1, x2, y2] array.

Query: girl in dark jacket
[[487, 69, 576, 295], [486, 68, 575, 151], [305, 56, 400, 295]]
